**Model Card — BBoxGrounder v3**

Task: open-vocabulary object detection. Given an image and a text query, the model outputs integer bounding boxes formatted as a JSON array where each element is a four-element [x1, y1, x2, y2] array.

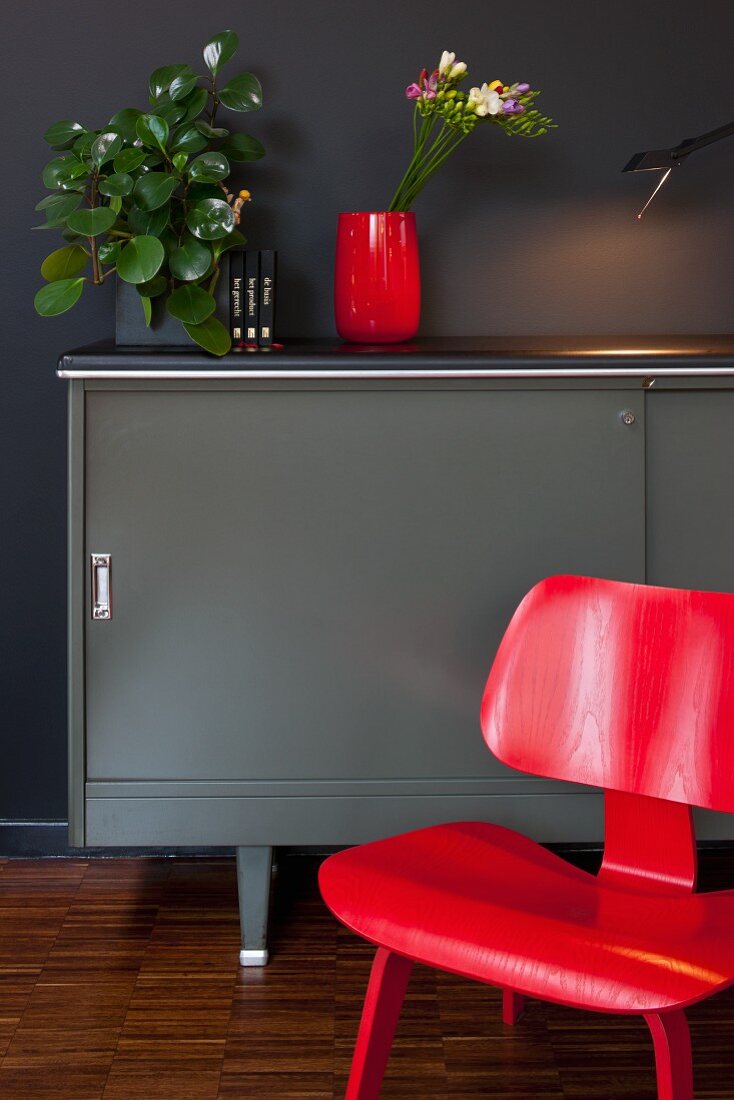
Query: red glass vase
[[334, 212, 420, 343]]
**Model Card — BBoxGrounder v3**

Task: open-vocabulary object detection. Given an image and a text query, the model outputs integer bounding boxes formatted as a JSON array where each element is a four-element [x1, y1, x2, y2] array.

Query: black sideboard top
[[58, 335, 734, 379]]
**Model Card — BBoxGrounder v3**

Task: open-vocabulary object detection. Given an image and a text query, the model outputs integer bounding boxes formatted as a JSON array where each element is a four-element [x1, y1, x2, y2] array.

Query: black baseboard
[[0, 822, 235, 859], [2, 822, 733, 861]]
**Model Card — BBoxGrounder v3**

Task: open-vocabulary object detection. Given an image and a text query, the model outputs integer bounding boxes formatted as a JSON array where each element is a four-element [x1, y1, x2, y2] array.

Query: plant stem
[[388, 115, 464, 212], [89, 170, 101, 285], [400, 129, 468, 209], [388, 111, 436, 211], [209, 76, 220, 128]]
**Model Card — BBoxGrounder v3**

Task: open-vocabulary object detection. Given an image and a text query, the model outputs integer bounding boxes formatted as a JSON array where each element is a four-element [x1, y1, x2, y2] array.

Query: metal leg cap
[[240, 948, 269, 967]]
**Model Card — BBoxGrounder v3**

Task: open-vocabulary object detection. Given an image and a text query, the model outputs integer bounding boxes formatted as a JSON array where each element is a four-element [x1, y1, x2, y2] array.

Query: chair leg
[[344, 947, 413, 1100], [644, 1011, 693, 1100], [502, 989, 525, 1025]]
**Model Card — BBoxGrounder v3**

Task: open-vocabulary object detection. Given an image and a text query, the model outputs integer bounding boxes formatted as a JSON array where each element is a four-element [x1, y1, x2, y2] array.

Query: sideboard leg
[[236, 845, 273, 966]]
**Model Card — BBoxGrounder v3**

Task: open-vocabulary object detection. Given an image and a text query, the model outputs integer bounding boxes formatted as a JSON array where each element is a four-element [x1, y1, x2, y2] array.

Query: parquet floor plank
[[0, 850, 729, 1098]]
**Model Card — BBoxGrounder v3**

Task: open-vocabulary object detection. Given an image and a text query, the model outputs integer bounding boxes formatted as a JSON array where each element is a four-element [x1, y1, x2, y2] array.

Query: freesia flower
[[391, 52, 555, 211], [405, 67, 440, 101], [468, 83, 502, 116]]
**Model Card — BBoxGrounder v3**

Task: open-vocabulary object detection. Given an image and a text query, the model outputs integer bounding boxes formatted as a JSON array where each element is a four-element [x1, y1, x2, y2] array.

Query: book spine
[[230, 250, 244, 345], [244, 251, 260, 345], [258, 250, 277, 347]]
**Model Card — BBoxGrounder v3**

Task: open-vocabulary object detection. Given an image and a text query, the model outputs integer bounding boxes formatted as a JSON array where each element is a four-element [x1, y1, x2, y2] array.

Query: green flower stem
[[388, 110, 437, 211], [400, 129, 468, 209], [389, 117, 462, 211]]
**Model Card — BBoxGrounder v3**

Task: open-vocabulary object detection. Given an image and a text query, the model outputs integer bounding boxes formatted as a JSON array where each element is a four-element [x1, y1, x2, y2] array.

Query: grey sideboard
[[59, 335, 734, 963]]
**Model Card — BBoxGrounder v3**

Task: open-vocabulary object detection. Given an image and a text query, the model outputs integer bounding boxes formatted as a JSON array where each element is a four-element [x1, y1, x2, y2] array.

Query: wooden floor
[[0, 850, 733, 1099]]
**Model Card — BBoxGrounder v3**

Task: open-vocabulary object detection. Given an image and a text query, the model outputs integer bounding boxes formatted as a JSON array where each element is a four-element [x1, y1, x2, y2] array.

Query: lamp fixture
[[623, 119, 734, 218]]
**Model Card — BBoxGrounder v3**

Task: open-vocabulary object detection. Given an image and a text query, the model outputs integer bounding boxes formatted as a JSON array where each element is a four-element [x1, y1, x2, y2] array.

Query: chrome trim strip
[[57, 366, 734, 380]]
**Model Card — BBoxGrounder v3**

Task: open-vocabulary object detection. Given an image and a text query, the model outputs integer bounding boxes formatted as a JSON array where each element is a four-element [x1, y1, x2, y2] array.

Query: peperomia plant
[[34, 31, 264, 356]]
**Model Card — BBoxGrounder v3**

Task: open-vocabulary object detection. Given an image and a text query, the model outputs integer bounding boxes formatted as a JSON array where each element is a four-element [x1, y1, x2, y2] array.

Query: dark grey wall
[[4, 1, 734, 832]]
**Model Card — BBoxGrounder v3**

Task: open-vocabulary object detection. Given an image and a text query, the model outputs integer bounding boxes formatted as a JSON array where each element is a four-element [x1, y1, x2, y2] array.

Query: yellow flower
[[239, 189, 252, 201], [488, 79, 503, 91]]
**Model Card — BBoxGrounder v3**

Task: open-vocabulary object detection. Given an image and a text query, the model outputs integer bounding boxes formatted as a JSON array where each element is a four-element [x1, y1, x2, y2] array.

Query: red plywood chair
[[319, 575, 734, 1099]]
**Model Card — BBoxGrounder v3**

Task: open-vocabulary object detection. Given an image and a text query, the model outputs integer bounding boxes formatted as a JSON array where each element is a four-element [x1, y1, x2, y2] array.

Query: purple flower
[[515, 82, 530, 93], [405, 83, 422, 99], [502, 98, 525, 115]]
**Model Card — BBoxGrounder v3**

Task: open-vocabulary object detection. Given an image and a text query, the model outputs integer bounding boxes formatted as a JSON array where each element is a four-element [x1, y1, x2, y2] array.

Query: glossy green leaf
[[42, 156, 88, 190], [108, 195, 123, 214], [187, 182, 225, 203], [35, 192, 83, 225], [113, 147, 146, 173], [127, 202, 170, 237], [98, 172, 133, 197], [98, 240, 123, 264], [194, 120, 229, 139], [159, 226, 179, 257], [40, 245, 88, 281], [172, 152, 188, 173], [186, 197, 235, 240], [116, 235, 165, 284], [44, 119, 86, 149], [149, 64, 189, 99], [72, 131, 96, 160], [136, 274, 168, 297], [188, 151, 229, 182], [91, 131, 122, 167], [169, 126, 208, 154], [183, 314, 231, 356], [168, 233, 212, 280], [178, 87, 208, 124], [212, 227, 246, 258], [34, 277, 84, 316], [218, 72, 263, 112], [61, 227, 85, 243], [203, 30, 238, 75], [136, 114, 169, 153], [133, 172, 178, 211], [66, 206, 117, 237], [141, 295, 153, 326], [166, 283, 216, 324], [141, 152, 164, 170], [154, 96, 186, 126], [170, 71, 198, 101], [107, 108, 143, 143], [221, 132, 265, 162]]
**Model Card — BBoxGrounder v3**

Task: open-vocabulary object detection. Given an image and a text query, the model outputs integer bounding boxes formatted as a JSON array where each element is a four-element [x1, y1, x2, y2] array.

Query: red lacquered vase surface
[[334, 211, 420, 343]]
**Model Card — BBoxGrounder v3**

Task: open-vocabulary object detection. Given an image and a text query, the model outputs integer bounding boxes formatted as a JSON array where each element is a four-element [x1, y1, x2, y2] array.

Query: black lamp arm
[[624, 119, 734, 173], [672, 120, 734, 160]]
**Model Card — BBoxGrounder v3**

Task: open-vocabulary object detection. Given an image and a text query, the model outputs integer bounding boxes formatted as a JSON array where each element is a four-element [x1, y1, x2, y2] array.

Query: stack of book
[[229, 250, 277, 348]]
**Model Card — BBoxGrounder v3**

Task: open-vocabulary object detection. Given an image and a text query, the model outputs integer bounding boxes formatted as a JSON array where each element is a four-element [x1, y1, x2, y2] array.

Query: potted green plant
[[34, 31, 264, 356]]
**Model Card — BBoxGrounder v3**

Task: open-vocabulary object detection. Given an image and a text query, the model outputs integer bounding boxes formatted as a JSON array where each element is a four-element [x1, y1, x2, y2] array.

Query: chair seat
[[319, 821, 734, 1015]]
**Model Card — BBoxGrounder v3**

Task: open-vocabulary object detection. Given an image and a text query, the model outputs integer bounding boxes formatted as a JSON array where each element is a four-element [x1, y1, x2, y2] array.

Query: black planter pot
[[115, 254, 231, 346]]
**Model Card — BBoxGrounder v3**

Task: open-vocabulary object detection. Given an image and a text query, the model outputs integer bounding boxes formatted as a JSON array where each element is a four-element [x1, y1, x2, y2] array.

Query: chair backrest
[[481, 575, 734, 814]]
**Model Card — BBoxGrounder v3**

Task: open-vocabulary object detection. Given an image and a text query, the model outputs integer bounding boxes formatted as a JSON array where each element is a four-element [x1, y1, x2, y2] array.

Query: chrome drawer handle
[[91, 554, 112, 620]]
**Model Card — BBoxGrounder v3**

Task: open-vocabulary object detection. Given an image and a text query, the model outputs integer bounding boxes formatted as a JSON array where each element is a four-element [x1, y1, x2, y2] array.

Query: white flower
[[468, 83, 502, 117], [438, 51, 456, 76], [450, 61, 467, 79]]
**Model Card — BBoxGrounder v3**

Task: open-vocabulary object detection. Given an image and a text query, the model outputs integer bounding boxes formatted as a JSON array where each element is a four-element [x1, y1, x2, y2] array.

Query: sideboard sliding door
[[80, 384, 645, 845]]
